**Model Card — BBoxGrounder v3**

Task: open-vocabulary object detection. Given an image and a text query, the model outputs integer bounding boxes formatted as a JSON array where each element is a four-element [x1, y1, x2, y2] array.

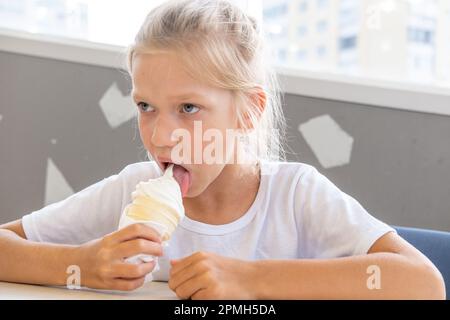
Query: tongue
[[171, 164, 190, 197]]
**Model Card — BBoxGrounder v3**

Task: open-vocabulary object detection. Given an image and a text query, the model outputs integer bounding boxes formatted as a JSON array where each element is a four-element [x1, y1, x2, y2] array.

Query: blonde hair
[[127, 0, 286, 162]]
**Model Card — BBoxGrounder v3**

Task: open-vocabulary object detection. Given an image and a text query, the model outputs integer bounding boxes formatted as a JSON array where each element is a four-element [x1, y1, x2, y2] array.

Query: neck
[[183, 161, 261, 225]]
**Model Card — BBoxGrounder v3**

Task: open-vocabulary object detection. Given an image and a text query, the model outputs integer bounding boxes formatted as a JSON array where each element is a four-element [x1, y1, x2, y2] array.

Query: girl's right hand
[[76, 223, 163, 291]]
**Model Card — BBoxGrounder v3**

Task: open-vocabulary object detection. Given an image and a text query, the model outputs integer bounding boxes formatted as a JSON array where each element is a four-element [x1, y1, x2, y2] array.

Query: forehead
[[131, 52, 233, 106], [132, 53, 207, 95]]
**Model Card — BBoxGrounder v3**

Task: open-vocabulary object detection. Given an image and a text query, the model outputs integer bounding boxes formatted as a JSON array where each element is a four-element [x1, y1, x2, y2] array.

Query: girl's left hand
[[168, 251, 259, 299]]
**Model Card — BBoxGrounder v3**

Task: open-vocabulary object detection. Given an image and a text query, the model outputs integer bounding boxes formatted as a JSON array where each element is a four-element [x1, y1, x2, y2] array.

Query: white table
[[0, 281, 177, 300]]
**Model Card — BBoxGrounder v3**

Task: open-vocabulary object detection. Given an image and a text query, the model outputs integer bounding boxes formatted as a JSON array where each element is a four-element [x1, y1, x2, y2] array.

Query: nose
[[150, 113, 180, 148]]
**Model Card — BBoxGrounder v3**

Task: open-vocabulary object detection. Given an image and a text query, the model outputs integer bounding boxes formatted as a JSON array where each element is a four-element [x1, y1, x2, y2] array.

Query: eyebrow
[[132, 91, 210, 103], [132, 92, 146, 102]]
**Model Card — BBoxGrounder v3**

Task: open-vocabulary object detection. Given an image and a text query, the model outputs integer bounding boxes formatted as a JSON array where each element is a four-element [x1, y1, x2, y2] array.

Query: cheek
[[138, 116, 153, 148], [192, 116, 238, 166]]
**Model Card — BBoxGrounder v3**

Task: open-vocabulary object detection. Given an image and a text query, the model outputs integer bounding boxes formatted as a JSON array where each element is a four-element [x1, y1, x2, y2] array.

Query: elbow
[[429, 268, 446, 300], [392, 252, 446, 300], [416, 261, 446, 300]]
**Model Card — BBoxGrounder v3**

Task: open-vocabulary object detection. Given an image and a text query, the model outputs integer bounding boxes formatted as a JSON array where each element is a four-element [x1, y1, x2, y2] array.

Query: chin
[[183, 183, 207, 198], [183, 189, 200, 199]]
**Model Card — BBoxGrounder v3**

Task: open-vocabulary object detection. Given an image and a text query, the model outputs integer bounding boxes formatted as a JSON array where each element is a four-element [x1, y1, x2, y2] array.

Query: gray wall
[[283, 95, 450, 232], [1, 51, 449, 231], [0, 51, 144, 223]]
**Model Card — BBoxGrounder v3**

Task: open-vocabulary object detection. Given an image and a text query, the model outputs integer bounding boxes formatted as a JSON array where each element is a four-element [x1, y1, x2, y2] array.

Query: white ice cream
[[119, 164, 185, 241]]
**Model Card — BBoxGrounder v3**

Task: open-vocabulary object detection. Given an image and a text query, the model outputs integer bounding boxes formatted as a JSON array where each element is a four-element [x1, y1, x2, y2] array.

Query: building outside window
[[1, 0, 449, 87]]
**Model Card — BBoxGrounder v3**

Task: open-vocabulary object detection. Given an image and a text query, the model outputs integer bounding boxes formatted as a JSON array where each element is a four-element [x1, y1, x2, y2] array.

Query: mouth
[[157, 158, 192, 196], [159, 160, 187, 172], [161, 161, 170, 170]]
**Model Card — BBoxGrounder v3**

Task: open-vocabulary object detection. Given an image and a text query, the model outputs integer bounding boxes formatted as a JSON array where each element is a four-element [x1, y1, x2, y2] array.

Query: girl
[[0, 0, 445, 299]]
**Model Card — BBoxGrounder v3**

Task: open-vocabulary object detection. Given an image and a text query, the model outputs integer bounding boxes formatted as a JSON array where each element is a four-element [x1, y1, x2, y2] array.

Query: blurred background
[[0, 0, 449, 231]]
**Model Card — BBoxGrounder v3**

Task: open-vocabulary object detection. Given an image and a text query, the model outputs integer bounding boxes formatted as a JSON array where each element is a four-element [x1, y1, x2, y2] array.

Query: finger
[[114, 238, 163, 259], [111, 261, 156, 279], [110, 223, 162, 244], [172, 273, 209, 300], [169, 260, 208, 291], [111, 276, 146, 291], [191, 289, 209, 300], [170, 251, 208, 277]]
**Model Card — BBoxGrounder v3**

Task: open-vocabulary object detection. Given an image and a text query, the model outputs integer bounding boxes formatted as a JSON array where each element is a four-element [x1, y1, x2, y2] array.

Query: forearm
[[0, 229, 80, 286], [252, 253, 445, 299]]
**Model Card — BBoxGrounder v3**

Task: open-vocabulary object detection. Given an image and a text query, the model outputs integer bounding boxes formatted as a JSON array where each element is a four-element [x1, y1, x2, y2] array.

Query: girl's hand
[[168, 251, 259, 299], [76, 223, 163, 291]]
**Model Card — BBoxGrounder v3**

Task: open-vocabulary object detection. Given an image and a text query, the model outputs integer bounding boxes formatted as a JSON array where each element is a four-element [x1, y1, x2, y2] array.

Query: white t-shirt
[[22, 161, 394, 281]]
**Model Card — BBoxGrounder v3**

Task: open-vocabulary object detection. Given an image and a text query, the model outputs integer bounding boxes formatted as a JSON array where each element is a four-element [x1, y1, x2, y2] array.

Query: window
[[1, 0, 450, 87], [316, 20, 328, 33], [278, 48, 287, 62], [316, 45, 327, 58], [298, 25, 308, 37], [299, 1, 308, 13], [316, 0, 329, 9], [0, 0, 165, 46], [340, 36, 357, 50], [260, 0, 450, 86], [408, 28, 434, 44], [0, 0, 260, 46], [297, 49, 308, 61], [263, 2, 287, 20]]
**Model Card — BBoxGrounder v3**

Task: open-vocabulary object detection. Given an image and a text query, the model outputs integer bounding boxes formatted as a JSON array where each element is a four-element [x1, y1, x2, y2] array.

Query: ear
[[240, 87, 267, 131]]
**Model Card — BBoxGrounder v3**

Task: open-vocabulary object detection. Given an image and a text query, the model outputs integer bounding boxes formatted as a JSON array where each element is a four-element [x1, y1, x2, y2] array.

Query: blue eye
[[137, 102, 154, 113], [181, 103, 200, 114]]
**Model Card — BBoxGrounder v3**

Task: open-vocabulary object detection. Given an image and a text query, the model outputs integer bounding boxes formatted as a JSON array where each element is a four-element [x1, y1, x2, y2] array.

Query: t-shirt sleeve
[[21, 162, 158, 245], [294, 166, 396, 259]]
